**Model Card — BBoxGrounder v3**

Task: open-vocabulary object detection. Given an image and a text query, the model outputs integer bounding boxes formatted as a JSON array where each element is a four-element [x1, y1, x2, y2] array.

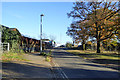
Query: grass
[[45, 56, 51, 62], [66, 50, 120, 60], [40, 51, 52, 62], [2, 52, 27, 62]]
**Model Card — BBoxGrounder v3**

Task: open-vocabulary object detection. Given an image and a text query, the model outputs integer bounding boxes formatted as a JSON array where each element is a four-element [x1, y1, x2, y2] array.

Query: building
[[1, 25, 56, 52]]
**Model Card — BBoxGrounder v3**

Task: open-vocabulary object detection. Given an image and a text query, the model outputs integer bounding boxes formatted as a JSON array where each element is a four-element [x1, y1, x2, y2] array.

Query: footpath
[[2, 53, 54, 80]]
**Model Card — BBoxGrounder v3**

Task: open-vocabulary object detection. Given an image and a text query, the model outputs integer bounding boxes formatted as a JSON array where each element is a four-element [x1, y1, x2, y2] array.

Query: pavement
[[2, 53, 54, 79]]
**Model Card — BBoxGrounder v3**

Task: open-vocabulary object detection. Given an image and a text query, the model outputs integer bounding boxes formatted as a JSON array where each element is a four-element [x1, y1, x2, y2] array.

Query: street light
[[40, 14, 44, 54]]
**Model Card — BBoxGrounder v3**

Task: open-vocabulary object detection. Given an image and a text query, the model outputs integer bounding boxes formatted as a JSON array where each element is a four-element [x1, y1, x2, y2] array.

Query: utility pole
[[40, 14, 44, 54]]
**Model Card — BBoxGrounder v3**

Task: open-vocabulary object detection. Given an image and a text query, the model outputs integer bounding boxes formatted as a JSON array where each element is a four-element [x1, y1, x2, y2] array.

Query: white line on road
[[52, 59, 69, 80], [55, 62, 69, 79]]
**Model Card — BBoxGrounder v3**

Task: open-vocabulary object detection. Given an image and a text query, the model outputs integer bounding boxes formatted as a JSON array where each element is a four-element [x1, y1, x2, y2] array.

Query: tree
[[115, 16, 120, 41], [1, 25, 22, 52], [49, 35, 56, 41], [66, 42, 72, 48], [102, 38, 118, 51], [68, 1, 120, 53], [66, 22, 89, 50], [42, 33, 48, 39]]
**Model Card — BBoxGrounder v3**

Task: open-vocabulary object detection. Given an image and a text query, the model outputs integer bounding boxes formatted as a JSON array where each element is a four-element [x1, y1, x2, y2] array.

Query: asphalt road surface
[[2, 48, 119, 80], [51, 48, 119, 80]]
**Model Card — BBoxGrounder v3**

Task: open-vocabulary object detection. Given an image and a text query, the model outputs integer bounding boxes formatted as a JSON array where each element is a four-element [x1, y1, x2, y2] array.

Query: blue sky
[[2, 2, 74, 44]]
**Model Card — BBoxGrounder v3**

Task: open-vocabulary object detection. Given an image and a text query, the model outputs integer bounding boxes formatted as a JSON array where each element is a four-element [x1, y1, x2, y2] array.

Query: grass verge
[[2, 52, 28, 62], [40, 50, 52, 62], [66, 50, 120, 60], [66, 50, 120, 70]]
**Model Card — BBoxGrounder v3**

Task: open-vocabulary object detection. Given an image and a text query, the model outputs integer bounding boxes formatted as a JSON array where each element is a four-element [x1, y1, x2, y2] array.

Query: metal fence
[[0, 43, 9, 52]]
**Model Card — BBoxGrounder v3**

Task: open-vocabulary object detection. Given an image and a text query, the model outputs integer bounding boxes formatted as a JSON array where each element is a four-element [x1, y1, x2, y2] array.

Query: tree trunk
[[97, 41, 100, 53], [82, 40, 85, 50], [83, 44, 85, 50]]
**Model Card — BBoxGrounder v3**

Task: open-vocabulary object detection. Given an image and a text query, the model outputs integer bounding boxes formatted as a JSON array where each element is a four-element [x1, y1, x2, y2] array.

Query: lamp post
[[40, 14, 44, 54]]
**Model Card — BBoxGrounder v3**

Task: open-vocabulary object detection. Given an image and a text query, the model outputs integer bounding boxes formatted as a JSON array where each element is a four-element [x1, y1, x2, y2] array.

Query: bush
[[46, 56, 51, 62], [46, 52, 51, 56], [40, 50, 52, 62], [66, 42, 72, 48], [40, 52, 46, 56], [46, 50, 52, 62]]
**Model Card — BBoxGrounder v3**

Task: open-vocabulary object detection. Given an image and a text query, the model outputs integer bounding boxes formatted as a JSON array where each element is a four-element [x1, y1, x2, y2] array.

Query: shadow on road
[[2, 62, 119, 80], [59, 67, 119, 78], [53, 48, 120, 70]]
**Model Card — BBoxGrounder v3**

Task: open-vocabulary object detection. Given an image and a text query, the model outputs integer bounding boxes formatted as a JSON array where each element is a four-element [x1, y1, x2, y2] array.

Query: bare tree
[[42, 33, 48, 39], [49, 35, 56, 41]]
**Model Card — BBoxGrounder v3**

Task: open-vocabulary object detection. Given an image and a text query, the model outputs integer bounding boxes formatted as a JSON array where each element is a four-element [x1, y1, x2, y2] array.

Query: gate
[[0, 43, 10, 52]]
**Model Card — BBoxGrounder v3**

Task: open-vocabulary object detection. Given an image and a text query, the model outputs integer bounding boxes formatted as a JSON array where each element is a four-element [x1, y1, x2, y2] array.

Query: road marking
[[51, 49, 69, 80], [52, 59, 69, 80], [55, 62, 68, 79]]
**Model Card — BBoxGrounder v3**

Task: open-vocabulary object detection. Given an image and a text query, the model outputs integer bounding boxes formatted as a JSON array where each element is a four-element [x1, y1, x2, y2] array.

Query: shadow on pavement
[[2, 62, 52, 78]]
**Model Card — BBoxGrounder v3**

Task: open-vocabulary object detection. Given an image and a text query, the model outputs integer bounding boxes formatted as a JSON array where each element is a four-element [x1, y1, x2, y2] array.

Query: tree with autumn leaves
[[67, 2, 120, 53], [67, 21, 89, 50]]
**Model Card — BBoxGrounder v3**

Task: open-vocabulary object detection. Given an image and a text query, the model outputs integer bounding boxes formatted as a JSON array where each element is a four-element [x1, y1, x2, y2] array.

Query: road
[[51, 48, 119, 80], [2, 48, 119, 80]]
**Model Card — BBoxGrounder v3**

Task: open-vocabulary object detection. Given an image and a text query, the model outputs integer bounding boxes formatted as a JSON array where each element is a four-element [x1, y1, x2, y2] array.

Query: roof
[[42, 39, 50, 41], [1, 25, 21, 36], [10, 28, 17, 31]]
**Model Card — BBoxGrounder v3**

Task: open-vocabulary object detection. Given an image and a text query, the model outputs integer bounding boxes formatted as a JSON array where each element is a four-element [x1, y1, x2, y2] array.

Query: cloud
[[5, 10, 23, 19], [13, 14, 23, 19]]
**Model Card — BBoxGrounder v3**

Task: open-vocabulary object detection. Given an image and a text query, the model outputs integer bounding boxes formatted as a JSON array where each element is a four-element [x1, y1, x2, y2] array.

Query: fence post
[[8, 43, 10, 51]]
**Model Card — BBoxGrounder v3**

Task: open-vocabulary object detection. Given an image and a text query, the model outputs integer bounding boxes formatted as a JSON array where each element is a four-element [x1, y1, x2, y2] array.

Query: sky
[[2, 2, 74, 44]]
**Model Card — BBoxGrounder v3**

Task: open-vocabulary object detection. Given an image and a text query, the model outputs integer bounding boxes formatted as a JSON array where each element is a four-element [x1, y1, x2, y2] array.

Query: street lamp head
[[41, 14, 44, 16]]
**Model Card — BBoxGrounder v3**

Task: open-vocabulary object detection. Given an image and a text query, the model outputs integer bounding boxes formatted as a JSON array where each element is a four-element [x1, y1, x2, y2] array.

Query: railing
[[0, 43, 10, 52]]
